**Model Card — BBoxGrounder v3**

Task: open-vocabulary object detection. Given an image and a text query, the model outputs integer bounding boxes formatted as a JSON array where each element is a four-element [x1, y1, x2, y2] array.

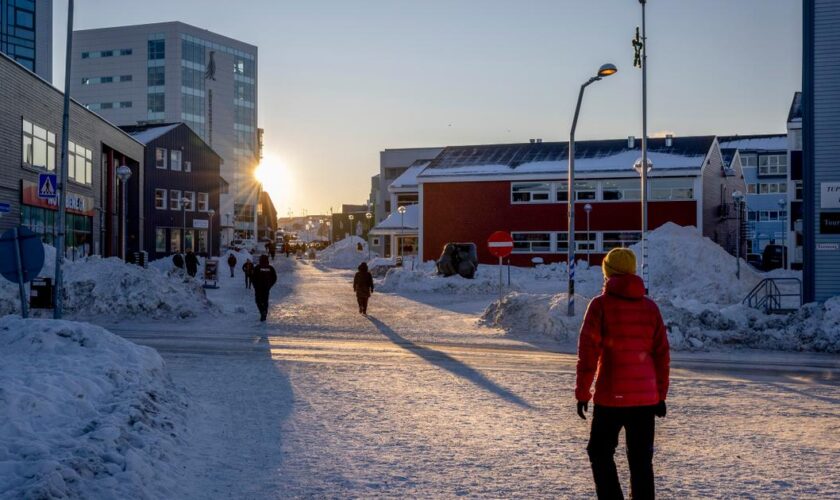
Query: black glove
[[577, 400, 589, 420], [654, 400, 667, 418]]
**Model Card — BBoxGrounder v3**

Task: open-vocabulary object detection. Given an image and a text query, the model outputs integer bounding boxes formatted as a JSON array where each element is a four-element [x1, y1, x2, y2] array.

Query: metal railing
[[743, 277, 803, 314]]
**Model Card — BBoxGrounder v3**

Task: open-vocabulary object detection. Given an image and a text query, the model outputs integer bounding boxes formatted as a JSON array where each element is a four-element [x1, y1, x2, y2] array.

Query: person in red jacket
[[576, 247, 670, 500]]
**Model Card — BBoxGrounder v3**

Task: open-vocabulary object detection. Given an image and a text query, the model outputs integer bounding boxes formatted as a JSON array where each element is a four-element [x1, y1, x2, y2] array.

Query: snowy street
[[99, 259, 840, 499]]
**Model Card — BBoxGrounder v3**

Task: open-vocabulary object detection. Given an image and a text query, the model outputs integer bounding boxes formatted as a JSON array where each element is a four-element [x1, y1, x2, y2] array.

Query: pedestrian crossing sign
[[38, 173, 57, 199]]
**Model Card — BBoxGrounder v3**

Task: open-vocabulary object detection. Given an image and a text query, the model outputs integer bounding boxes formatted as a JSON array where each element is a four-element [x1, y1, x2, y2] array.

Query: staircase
[[743, 278, 803, 314]]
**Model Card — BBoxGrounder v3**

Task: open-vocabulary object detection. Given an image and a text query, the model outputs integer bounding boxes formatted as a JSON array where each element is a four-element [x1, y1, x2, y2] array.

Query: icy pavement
[[96, 259, 839, 498]]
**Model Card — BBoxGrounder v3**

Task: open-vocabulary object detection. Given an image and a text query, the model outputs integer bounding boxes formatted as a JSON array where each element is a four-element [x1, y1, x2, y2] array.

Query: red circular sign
[[487, 231, 514, 258]]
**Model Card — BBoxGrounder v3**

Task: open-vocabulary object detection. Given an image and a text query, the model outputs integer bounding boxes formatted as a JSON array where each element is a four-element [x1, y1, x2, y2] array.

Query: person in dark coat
[[227, 253, 237, 278], [576, 248, 670, 500], [268, 241, 276, 261], [172, 252, 184, 270], [185, 249, 199, 277], [251, 254, 277, 322], [353, 262, 374, 315], [242, 259, 254, 289]]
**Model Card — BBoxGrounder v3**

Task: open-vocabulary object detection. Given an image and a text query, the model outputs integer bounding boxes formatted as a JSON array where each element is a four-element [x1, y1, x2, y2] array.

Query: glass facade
[[0, 0, 36, 72], [21, 206, 92, 260]]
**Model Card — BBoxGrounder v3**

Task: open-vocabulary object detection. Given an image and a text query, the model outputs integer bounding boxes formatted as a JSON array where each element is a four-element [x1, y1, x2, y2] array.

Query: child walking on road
[[353, 262, 374, 315]]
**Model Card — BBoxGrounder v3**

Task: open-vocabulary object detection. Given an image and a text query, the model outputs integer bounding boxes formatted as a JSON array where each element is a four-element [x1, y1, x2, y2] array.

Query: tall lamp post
[[116, 165, 132, 260], [567, 63, 617, 316], [583, 203, 593, 267], [732, 190, 744, 279], [397, 205, 406, 260], [366, 211, 373, 260], [779, 197, 787, 269], [181, 196, 190, 253], [348, 214, 355, 240], [208, 208, 215, 257], [634, 157, 653, 291]]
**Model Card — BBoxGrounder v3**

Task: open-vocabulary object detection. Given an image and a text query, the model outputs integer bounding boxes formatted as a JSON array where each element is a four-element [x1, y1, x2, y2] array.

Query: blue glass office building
[[0, 0, 51, 81]]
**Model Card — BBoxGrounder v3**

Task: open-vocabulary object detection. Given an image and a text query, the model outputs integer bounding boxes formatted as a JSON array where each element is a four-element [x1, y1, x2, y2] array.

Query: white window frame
[[154, 188, 167, 210], [650, 178, 694, 201], [170, 189, 182, 210], [170, 149, 182, 171], [22, 119, 56, 171], [156, 147, 167, 169], [197, 192, 209, 211], [68, 142, 92, 185], [602, 231, 642, 252], [511, 231, 552, 254], [511, 182, 552, 204], [601, 179, 641, 202], [184, 160, 192, 172], [185, 191, 196, 211]]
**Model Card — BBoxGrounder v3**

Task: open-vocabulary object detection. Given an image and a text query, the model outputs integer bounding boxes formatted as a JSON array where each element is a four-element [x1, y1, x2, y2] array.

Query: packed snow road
[[104, 260, 840, 499]]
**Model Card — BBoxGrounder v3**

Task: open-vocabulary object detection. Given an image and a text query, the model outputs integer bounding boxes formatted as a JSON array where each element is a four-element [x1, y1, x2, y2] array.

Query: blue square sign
[[38, 173, 57, 199]]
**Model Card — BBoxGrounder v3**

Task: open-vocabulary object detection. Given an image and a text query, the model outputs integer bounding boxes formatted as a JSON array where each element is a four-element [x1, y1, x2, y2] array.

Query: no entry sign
[[487, 231, 514, 259]]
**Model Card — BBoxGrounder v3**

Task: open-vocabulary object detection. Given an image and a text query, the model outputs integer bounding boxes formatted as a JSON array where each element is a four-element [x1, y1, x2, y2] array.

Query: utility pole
[[54, 0, 74, 319], [637, 0, 651, 293]]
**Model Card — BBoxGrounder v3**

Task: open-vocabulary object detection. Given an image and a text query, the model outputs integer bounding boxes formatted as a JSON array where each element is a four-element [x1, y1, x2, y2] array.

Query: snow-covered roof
[[718, 134, 787, 152], [389, 161, 429, 191], [125, 123, 181, 144], [418, 136, 715, 180], [371, 204, 419, 232]]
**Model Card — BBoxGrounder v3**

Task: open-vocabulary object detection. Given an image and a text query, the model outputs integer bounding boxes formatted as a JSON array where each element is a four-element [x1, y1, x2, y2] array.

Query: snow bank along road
[[104, 260, 840, 498]]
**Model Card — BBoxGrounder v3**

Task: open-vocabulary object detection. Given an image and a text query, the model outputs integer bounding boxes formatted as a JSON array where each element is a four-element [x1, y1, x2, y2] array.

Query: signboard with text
[[193, 219, 209, 229], [21, 180, 95, 217], [821, 182, 840, 209], [820, 212, 840, 234]]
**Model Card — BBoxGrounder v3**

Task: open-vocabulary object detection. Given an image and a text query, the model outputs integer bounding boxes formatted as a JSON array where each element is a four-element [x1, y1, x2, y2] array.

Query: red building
[[417, 136, 745, 266]]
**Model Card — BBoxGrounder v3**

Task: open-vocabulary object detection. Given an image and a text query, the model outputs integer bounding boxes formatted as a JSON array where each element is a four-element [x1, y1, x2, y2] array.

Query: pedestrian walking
[[251, 254, 277, 322], [268, 241, 277, 261], [172, 252, 184, 270], [227, 253, 237, 278], [353, 262, 374, 315], [575, 247, 670, 500], [242, 259, 254, 289], [185, 249, 199, 277]]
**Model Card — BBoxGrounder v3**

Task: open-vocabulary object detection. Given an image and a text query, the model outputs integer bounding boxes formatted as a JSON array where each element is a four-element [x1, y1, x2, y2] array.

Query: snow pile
[[316, 236, 374, 269], [0, 317, 189, 498], [0, 253, 217, 319], [631, 223, 762, 304], [380, 261, 522, 295], [480, 292, 586, 342]]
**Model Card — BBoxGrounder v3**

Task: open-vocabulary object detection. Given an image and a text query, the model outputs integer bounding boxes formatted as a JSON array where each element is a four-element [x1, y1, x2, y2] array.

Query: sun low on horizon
[[254, 154, 295, 214]]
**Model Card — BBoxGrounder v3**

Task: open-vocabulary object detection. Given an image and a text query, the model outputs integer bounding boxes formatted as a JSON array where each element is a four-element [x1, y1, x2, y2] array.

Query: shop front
[[21, 180, 95, 260]]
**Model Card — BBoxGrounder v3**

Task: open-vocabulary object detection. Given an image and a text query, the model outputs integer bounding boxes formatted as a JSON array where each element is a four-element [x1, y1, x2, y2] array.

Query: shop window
[[512, 232, 551, 253], [170, 230, 181, 253], [155, 229, 167, 252]]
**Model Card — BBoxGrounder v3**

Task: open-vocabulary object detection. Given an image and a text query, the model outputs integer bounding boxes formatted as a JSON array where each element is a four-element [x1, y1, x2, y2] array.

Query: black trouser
[[587, 404, 656, 500], [229, 266, 235, 277], [356, 294, 369, 313], [255, 289, 270, 318]]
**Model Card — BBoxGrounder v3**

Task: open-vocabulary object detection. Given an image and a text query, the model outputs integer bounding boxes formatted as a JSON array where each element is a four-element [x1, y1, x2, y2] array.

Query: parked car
[[746, 253, 763, 270], [231, 239, 257, 253], [761, 244, 787, 271]]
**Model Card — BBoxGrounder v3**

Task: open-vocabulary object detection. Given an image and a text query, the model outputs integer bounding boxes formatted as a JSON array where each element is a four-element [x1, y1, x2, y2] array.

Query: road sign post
[[38, 173, 58, 199], [488, 231, 514, 303], [0, 226, 46, 318]]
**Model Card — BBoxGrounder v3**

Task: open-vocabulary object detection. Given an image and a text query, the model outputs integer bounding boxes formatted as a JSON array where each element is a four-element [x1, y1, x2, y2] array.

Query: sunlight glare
[[254, 155, 294, 208]]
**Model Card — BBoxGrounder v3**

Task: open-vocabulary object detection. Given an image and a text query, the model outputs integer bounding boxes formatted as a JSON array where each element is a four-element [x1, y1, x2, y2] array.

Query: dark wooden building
[[121, 123, 222, 259]]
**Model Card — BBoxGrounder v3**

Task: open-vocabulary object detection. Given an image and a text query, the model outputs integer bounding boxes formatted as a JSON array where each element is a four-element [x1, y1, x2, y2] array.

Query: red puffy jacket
[[575, 274, 670, 407]]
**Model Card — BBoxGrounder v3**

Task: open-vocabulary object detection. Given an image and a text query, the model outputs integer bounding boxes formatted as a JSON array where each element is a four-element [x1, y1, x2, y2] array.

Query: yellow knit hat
[[602, 248, 637, 277]]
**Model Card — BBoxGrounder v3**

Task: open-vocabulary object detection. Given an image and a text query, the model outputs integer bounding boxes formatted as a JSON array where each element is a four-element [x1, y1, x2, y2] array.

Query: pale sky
[[53, 0, 802, 216]]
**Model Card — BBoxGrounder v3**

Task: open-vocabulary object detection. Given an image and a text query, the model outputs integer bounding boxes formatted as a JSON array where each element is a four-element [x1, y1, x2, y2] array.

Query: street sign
[[193, 219, 209, 229], [38, 173, 58, 199], [820, 182, 840, 209], [487, 231, 514, 259], [0, 226, 45, 283]]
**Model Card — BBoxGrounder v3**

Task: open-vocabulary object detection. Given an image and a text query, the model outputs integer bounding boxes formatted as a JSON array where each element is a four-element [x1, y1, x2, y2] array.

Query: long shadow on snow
[[366, 315, 533, 409]]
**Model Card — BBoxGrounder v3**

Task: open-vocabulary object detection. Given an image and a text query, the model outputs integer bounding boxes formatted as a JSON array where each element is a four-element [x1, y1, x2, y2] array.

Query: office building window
[[154, 189, 167, 209], [120, 74, 133, 82], [197, 193, 209, 212], [511, 182, 551, 203], [740, 154, 757, 167], [120, 48, 133, 56], [148, 39, 165, 60], [556, 232, 593, 253], [68, 142, 92, 185], [148, 93, 165, 113], [147, 66, 165, 86], [602, 231, 642, 252], [155, 148, 167, 169], [170, 150, 182, 171], [512, 232, 551, 253], [182, 39, 205, 65], [119, 101, 132, 109], [170, 190, 182, 210], [650, 178, 694, 200], [21, 119, 56, 171], [602, 179, 641, 201], [758, 154, 787, 176]]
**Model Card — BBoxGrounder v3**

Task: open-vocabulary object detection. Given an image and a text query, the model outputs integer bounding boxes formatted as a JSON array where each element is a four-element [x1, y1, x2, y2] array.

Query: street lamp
[[583, 203, 593, 267], [366, 212, 373, 260], [779, 197, 787, 269], [732, 190, 744, 279], [181, 196, 190, 253], [397, 205, 406, 260], [567, 62, 617, 316], [208, 208, 215, 257], [634, 157, 653, 292], [116, 165, 132, 260]]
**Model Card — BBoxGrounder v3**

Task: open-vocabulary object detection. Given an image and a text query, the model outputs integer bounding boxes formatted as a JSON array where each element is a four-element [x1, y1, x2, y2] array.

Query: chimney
[[529, 139, 536, 144], [628, 136, 636, 148], [665, 134, 674, 147]]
